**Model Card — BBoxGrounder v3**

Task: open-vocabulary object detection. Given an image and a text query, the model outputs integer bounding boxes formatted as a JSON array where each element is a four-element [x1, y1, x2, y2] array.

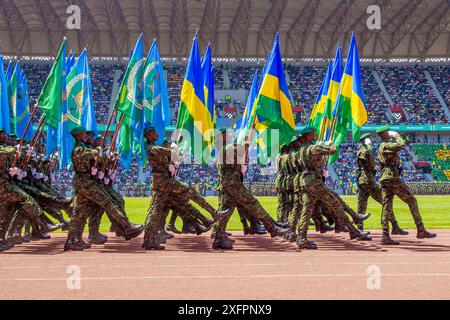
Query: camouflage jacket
[[298, 142, 336, 189], [357, 145, 377, 185], [0, 144, 15, 180], [145, 141, 172, 189], [378, 137, 405, 182], [290, 146, 306, 192], [72, 142, 99, 175], [218, 144, 243, 190]]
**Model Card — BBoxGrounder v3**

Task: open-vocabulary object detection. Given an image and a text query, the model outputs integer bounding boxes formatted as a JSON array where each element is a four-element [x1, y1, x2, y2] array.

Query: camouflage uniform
[[297, 142, 367, 248], [213, 144, 285, 249], [378, 136, 424, 232], [275, 152, 290, 224], [65, 141, 141, 250], [288, 145, 304, 235], [0, 144, 47, 248], [357, 144, 399, 227], [143, 141, 218, 248]]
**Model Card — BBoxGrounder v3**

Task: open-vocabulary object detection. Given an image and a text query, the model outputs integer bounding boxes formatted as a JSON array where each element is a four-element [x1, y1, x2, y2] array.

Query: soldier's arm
[[310, 143, 337, 156], [383, 137, 406, 152]]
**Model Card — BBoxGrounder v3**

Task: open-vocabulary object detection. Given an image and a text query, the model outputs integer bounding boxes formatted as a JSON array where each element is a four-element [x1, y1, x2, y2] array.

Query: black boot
[[166, 223, 182, 234], [122, 223, 144, 241], [334, 223, 349, 233], [416, 224, 436, 239], [391, 221, 409, 235], [381, 230, 400, 245], [0, 239, 15, 252], [142, 232, 165, 250], [212, 234, 234, 250], [297, 232, 317, 250], [348, 224, 372, 241], [353, 212, 371, 224], [182, 221, 196, 234]]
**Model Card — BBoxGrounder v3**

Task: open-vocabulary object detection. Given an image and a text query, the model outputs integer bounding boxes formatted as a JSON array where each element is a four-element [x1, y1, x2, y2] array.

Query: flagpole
[[12, 102, 39, 167], [101, 113, 125, 173], [102, 109, 117, 148], [19, 116, 46, 170]]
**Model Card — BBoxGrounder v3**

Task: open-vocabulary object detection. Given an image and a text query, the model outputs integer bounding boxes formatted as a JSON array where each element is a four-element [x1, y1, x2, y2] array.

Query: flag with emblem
[[0, 55, 11, 134]]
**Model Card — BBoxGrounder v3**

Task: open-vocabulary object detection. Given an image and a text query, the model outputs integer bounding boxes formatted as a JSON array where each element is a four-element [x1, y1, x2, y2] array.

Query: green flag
[[37, 39, 67, 129]]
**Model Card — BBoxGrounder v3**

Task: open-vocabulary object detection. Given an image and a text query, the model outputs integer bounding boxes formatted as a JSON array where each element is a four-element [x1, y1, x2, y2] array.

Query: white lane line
[[1, 273, 450, 282], [2, 260, 450, 270], [2, 251, 450, 261]]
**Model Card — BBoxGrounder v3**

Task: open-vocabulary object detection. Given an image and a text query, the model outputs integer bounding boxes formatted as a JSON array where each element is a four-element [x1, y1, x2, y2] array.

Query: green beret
[[290, 134, 302, 144], [86, 130, 95, 135], [359, 133, 371, 141], [9, 134, 17, 139], [219, 128, 227, 135], [143, 124, 156, 135], [94, 134, 104, 140], [0, 128, 5, 133], [300, 126, 315, 135], [71, 127, 86, 136], [376, 125, 390, 134]]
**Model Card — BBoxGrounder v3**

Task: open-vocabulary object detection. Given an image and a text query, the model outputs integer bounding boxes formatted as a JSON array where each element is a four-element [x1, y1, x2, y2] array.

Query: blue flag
[[236, 69, 259, 142], [141, 39, 171, 149], [0, 56, 11, 133], [10, 63, 34, 140]]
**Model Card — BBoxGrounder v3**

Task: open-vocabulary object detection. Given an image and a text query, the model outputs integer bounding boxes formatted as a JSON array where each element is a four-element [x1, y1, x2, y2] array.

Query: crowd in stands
[[377, 65, 448, 124], [413, 143, 450, 182]]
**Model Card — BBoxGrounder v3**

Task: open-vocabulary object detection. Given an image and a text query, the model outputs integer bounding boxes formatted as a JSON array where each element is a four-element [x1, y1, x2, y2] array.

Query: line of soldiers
[[0, 123, 438, 253], [274, 125, 436, 249], [0, 129, 71, 252]]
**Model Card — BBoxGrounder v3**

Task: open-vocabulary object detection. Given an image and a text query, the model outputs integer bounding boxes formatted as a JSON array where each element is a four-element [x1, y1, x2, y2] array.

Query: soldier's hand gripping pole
[[12, 102, 39, 168], [101, 112, 125, 174]]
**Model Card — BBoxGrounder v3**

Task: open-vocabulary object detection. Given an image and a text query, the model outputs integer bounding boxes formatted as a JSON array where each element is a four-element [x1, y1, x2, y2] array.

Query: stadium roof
[[0, 0, 449, 60]]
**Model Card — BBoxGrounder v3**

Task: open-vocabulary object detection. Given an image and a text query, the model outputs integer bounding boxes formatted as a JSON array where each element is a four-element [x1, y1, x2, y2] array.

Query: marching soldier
[[376, 126, 436, 245], [64, 127, 143, 251], [142, 124, 229, 250], [212, 131, 288, 250], [295, 126, 370, 250], [356, 133, 406, 234]]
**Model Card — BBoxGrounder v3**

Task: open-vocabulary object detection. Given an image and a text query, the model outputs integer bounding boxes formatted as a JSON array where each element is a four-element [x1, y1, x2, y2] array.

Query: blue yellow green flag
[[330, 33, 368, 163], [176, 34, 214, 164], [309, 60, 332, 135]]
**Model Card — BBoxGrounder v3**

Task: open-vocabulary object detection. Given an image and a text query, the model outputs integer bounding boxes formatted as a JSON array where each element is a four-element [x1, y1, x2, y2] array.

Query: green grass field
[[97, 196, 449, 232]]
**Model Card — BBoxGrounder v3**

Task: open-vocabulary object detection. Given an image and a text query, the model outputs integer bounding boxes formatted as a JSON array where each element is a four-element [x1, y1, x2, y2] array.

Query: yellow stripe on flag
[[340, 74, 368, 127]]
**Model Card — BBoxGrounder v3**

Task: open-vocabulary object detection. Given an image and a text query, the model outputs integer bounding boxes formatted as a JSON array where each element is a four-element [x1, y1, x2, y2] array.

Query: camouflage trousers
[[89, 185, 126, 235], [0, 179, 44, 236], [215, 182, 274, 235], [298, 182, 352, 237], [380, 179, 423, 232], [358, 182, 398, 227], [68, 175, 133, 242], [144, 188, 212, 241], [276, 189, 294, 224]]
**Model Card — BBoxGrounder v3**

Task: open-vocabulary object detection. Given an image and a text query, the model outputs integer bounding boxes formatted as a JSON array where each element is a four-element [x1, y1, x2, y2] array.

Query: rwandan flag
[[9, 62, 34, 140], [0, 55, 11, 133], [253, 33, 295, 156], [320, 45, 342, 141], [236, 69, 259, 144], [202, 44, 216, 129], [176, 34, 213, 164], [329, 33, 368, 164], [309, 60, 332, 136], [115, 35, 145, 169]]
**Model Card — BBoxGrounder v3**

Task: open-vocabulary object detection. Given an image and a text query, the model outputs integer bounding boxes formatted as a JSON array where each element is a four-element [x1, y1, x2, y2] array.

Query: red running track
[[1, 230, 450, 300]]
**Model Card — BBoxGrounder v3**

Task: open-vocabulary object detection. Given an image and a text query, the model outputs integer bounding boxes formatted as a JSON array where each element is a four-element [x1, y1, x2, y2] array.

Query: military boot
[[142, 233, 165, 250], [212, 234, 234, 250], [348, 224, 372, 241], [381, 230, 400, 245], [265, 223, 289, 238], [122, 223, 144, 241], [297, 232, 317, 250], [334, 223, 349, 233], [416, 224, 437, 239], [87, 232, 108, 245], [0, 239, 15, 252], [283, 230, 297, 242], [353, 212, 371, 224], [391, 221, 409, 235]]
